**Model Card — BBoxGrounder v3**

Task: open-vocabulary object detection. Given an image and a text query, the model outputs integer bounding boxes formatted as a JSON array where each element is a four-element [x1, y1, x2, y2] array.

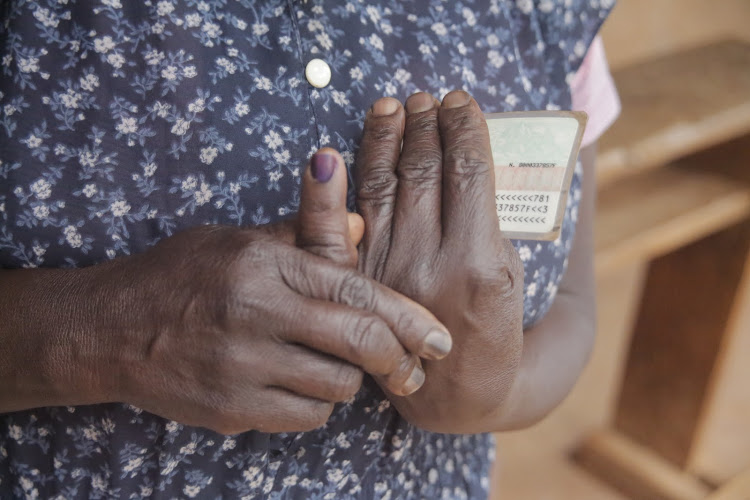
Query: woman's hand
[[0, 149, 453, 435], [353, 91, 525, 433]]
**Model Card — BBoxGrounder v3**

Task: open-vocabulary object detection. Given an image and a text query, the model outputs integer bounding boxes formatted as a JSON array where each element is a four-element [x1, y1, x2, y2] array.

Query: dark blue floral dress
[[0, 1, 613, 498]]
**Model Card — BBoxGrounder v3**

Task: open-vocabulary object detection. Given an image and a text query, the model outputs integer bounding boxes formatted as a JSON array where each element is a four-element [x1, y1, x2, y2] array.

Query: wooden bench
[[577, 39, 750, 499]]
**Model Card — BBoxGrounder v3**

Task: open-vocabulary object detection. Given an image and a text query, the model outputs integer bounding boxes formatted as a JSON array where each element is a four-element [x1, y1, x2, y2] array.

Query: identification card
[[485, 111, 587, 241]]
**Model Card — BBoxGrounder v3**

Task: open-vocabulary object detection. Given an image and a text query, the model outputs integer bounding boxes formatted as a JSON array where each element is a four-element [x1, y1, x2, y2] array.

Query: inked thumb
[[297, 148, 359, 266]]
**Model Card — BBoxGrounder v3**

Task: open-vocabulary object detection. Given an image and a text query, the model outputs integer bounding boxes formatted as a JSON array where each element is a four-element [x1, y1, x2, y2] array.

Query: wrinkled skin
[[0, 90, 524, 437], [0, 149, 456, 435], [353, 91, 525, 432], [110, 177, 456, 434]]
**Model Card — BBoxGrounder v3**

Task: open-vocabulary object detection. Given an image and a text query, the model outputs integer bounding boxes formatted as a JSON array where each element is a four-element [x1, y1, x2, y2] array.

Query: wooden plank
[[574, 430, 712, 500], [600, 0, 750, 72], [704, 468, 750, 500], [597, 40, 750, 187], [687, 249, 750, 485], [675, 133, 750, 185], [595, 167, 750, 275], [489, 262, 646, 500], [613, 221, 750, 468], [681, 136, 750, 485]]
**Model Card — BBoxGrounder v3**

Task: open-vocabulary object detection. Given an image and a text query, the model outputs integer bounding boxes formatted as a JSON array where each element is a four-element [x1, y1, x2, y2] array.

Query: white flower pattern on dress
[[0, 0, 612, 498]]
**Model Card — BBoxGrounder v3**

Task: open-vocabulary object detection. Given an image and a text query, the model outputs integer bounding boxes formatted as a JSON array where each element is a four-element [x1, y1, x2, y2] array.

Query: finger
[[438, 90, 499, 246], [297, 148, 357, 267], [372, 356, 425, 400], [280, 295, 425, 396], [270, 344, 364, 403], [355, 97, 405, 278], [392, 92, 443, 251], [278, 249, 453, 362], [145, 382, 335, 435], [347, 212, 364, 246], [253, 388, 335, 433]]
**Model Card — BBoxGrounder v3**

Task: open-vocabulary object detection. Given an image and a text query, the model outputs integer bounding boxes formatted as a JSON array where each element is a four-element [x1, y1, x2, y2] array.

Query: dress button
[[305, 58, 332, 88]]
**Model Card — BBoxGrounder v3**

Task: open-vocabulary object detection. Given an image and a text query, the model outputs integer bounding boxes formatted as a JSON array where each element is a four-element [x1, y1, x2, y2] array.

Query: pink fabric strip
[[571, 36, 621, 147]]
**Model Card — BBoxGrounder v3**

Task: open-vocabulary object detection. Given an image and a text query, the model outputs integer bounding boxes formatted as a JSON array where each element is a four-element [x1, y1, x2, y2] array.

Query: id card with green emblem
[[485, 111, 588, 241]]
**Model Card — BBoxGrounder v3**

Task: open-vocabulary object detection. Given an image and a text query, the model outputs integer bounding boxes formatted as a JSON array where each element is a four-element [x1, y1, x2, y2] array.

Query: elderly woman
[[0, 1, 617, 498]]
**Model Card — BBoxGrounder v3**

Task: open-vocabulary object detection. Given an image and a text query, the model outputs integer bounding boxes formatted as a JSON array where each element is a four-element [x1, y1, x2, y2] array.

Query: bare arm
[[0, 150, 450, 435], [0, 265, 118, 412], [493, 143, 598, 430]]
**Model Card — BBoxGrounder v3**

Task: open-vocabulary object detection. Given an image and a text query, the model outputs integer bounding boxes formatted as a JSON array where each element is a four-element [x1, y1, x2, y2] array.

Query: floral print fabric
[[0, 0, 612, 498]]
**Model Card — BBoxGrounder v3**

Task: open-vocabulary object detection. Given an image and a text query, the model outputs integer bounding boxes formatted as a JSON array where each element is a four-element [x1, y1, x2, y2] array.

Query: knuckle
[[329, 365, 363, 401], [235, 233, 269, 261], [406, 110, 439, 134], [389, 354, 417, 385], [443, 105, 484, 133], [274, 247, 316, 295], [203, 394, 248, 435], [398, 147, 442, 184], [413, 263, 438, 299], [300, 401, 334, 431], [232, 237, 278, 281], [393, 259, 436, 301], [345, 315, 403, 375], [394, 312, 418, 345], [467, 255, 519, 299], [336, 271, 377, 310], [364, 117, 403, 143], [445, 148, 492, 180], [212, 420, 244, 436], [345, 315, 382, 359], [357, 169, 398, 203]]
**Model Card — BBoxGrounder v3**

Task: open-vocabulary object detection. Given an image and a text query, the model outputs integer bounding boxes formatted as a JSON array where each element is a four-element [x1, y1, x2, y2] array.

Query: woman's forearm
[[0, 265, 122, 412], [492, 290, 596, 430], [492, 143, 599, 431]]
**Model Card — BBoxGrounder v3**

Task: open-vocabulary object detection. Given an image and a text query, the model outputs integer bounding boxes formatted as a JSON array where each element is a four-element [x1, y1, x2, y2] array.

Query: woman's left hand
[[352, 90, 525, 433]]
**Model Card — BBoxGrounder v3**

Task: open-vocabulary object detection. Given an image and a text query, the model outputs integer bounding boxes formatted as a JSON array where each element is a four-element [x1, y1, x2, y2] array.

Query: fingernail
[[405, 92, 435, 114], [422, 330, 453, 359], [372, 97, 400, 116], [442, 90, 471, 108], [402, 365, 425, 395], [310, 152, 336, 183]]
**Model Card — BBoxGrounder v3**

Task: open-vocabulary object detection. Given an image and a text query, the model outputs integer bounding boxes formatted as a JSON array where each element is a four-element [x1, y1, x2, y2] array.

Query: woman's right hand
[[89, 149, 451, 435]]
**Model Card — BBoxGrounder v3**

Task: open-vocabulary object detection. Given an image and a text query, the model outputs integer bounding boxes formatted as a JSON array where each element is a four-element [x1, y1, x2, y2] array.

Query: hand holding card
[[354, 90, 525, 432]]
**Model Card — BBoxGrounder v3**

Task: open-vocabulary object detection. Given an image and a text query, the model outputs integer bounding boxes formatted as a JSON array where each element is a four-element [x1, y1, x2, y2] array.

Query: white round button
[[305, 58, 332, 88]]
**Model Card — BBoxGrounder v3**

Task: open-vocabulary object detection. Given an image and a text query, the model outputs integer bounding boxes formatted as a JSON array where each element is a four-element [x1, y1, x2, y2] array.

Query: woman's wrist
[[0, 260, 133, 412]]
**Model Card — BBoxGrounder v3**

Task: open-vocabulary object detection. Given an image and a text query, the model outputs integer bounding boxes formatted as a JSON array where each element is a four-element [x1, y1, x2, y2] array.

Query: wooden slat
[[688, 261, 750, 485], [574, 430, 712, 500], [597, 40, 750, 187], [595, 167, 750, 275], [599, 0, 750, 72], [490, 263, 646, 500], [675, 133, 750, 186], [705, 468, 750, 500], [614, 221, 750, 468], [680, 136, 750, 485]]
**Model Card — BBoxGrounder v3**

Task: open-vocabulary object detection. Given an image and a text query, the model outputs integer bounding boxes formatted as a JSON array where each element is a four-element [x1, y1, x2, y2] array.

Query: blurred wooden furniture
[[596, 40, 750, 187], [491, 3, 750, 499], [574, 39, 750, 500], [706, 468, 750, 500]]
